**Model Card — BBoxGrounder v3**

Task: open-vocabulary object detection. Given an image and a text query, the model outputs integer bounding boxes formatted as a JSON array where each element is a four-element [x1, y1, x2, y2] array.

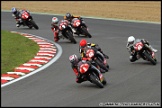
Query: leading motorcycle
[[20, 10, 39, 29], [133, 39, 157, 65]]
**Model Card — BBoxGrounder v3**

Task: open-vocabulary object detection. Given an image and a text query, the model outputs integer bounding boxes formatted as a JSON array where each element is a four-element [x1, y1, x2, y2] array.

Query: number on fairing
[[22, 12, 29, 18], [75, 21, 80, 26], [62, 25, 65, 28], [81, 64, 88, 71], [80, 63, 89, 73], [137, 45, 142, 50], [86, 49, 94, 58]]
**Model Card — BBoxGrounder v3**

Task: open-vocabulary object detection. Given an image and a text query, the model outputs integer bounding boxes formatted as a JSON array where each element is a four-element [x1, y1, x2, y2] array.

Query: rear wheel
[[66, 30, 77, 44], [143, 51, 157, 65]]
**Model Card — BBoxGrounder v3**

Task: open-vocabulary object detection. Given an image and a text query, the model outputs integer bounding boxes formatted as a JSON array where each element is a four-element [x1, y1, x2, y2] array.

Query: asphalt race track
[[1, 12, 161, 107]]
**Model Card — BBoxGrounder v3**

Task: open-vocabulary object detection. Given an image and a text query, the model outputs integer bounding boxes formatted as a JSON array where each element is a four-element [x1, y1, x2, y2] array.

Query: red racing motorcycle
[[78, 59, 107, 88], [133, 39, 157, 65], [71, 18, 92, 38], [58, 20, 77, 44], [20, 10, 39, 29]]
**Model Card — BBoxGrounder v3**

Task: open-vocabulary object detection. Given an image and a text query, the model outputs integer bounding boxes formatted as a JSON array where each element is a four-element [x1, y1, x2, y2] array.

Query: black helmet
[[66, 13, 72, 20]]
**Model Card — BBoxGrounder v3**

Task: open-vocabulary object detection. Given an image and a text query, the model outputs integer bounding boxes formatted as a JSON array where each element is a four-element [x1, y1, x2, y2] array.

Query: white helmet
[[52, 17, 59, 24], [128, 36, 135, 45], [69, 54, 78, 65]]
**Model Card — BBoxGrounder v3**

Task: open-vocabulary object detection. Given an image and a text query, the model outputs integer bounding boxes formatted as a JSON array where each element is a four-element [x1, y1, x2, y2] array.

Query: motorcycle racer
[[126, 36, 158, 62], [79, 39, 109, 59], [11, 7, 30, 27], [11, 7, 22, 27], [69, 54, 87, 83], [51, 17, 61, 42], [64, 13, 87, 34], [64, 12, 82, 22]]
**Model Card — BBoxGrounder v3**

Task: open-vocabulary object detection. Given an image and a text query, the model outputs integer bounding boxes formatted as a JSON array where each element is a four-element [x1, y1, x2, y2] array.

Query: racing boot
[[54, 31, 60, 42], [16, 24, 20, 27], [54, 37, 60, 42], [16, 21, 21, 27], [16, 19, 22, 27]]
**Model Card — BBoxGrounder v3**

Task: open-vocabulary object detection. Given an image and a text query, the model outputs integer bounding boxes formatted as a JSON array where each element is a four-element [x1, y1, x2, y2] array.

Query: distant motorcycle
[[20, 10, 39, 29], [71, 18, 92, 38], [133, 39, 157, 65], [78, 59, 107, 88], [58, 20, 77, 44]]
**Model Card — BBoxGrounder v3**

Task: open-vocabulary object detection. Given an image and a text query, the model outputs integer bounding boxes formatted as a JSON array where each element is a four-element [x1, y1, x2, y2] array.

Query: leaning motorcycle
[[85, 47, 109, 72], [70, 18, 92, 38], [78, 59, 107, 88], [20, 10, 39, 29], [58, 20, 77, 44], [133, 39, 157, 65]]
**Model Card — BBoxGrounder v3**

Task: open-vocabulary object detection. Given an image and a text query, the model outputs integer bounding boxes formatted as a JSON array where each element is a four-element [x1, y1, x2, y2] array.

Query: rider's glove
[[104, 54, 109, 59]]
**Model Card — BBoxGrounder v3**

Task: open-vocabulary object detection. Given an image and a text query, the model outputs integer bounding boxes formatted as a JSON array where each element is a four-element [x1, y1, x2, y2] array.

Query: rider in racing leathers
[[64, 12, 82, 22], [69, 54, 87, 83], [11, 7, 22, 27], [51, 17, 60, 42], [11, 7, 30, 27], [64, 12, 86, 35], [79, 39, 109, 59], [126, 35, 158, 62]]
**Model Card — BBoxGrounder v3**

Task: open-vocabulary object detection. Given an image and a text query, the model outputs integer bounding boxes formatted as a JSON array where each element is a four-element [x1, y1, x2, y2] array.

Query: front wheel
[[102, 77, 107, 85], [89, 73, 104, 88], [66, 30, 77, 44], [29, 20, 39, 30], [80, 26, 92, 38], [95, 59, 109, 72]]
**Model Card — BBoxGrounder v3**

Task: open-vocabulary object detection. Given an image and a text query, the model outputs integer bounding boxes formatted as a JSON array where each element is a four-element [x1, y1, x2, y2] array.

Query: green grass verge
[[1, 30, 39, 74]]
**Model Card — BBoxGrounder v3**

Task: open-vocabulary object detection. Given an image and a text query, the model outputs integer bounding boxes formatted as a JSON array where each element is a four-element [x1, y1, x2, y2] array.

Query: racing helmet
[[80, 39, 87, 48], [11, 7, 17, 14], [52, 17, 59, 24], [128, 36, 135, 45], [65, 13, 72, 21], [69, 54, 79, 65]]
